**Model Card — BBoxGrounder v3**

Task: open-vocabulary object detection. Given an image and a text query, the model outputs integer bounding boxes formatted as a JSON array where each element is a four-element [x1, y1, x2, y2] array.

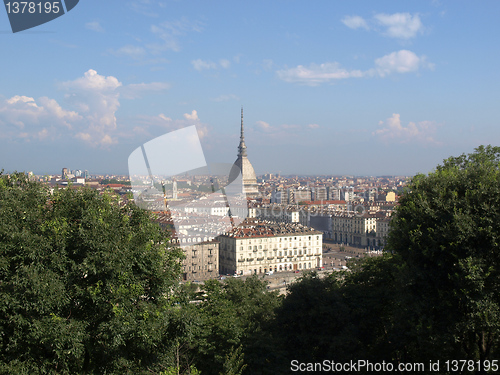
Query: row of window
[[242, 242, 314, 251], [240, 248, 319, 259]]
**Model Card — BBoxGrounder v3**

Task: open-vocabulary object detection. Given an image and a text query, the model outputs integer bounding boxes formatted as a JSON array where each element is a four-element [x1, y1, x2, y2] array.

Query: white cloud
[[38, 97, 80, 128], [109, 45, 147, 60], [308, 124, 320, 129], [374, 13, 424, 39], [61, 70, 121, 146], [0, 95, 80, 140], [191, 59, 217, 71], [148, 17, 203, 53], [276, 62, 364, 85], [159, 114, 172, 122], [59, 69, 170, 145], [341, 15, 369, 30], [342, 13, 424, 39], [134, 111, 209, 140], [191, 59, 231, 71], [85, 21, 104, 33], [219, 59, 231, 69], [127, 0, 167, 17], [257, 120, 271, 131], [278, 50, 433, 85], [373, 113, 440, 144], [184, 110, 199, 121], [374, 50, 433, 77], [62, 69, 122, 92], [0, 70, 172, 146]]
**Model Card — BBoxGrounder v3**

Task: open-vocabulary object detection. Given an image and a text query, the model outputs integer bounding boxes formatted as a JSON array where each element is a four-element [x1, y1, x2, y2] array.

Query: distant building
[[309, 214, 332, 239], [312, 186, 328, 201], [157, 213, 220, 282], [341, 188, 355, 202], [288, 187, 312, 204], [271, 188, 288, 204], [376, 217, 391, 246], [331, 213, 377, 247], [170, 238, 220, 281], [258, 206, 300, 223], [328, 187, 341, 201], [386, 191, 396, 202], [218, 219, 322, 275]]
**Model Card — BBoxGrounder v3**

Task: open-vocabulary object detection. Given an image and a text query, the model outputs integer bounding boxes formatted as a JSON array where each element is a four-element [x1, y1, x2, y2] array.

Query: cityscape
[[2, 1, 500, 374], [24, 112, 404, 285]]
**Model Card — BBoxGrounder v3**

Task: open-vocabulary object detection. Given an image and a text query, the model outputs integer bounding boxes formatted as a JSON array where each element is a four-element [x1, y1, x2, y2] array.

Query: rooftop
[[219, 218, 322, 239]]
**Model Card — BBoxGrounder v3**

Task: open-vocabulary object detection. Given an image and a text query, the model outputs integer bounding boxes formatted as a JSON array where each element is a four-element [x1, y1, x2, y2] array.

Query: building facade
[[169, 238, 220, 281], [331, 213, 377, 247], [218, 220, 323, 275]]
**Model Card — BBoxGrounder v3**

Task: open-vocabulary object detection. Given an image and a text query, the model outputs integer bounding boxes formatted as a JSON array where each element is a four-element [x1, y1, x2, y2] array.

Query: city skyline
[[1, 1, 499, 176]]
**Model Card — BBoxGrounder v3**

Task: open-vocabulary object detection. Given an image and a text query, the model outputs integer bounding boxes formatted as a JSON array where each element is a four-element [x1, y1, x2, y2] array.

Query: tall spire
[[238, 106, 247, 157]]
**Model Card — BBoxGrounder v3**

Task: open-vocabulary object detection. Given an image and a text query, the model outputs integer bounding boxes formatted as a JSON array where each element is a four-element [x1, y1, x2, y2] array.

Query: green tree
[[219, 345, 247, 375], [387, 145, 500, 366], [193, 276, 281, 375], [272, 272, 349, 365], [0, 172, 185, 374]]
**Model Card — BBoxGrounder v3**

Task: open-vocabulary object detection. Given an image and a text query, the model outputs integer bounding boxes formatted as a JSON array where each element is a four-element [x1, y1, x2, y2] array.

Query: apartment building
[[218, 219, 323, 275]]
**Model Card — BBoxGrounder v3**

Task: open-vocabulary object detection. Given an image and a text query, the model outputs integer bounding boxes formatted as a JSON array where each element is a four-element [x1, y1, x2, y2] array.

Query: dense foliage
[[387, 145, 500, 365], [2, 145, 500, 374], [271, 146, 500, 374], [0, 173, 184, 374]]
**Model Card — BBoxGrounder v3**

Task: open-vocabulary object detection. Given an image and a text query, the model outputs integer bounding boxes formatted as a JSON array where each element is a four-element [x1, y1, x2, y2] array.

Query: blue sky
[[1, 0, 499, 176]]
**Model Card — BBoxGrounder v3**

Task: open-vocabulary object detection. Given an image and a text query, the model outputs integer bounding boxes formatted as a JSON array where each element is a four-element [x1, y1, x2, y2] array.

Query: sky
[[1, 0, 499, 176]]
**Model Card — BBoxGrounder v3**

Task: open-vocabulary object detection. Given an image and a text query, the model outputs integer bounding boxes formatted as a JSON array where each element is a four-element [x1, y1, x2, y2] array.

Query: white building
[[332, 213, 378, 247], [218, 219, 323, 275]]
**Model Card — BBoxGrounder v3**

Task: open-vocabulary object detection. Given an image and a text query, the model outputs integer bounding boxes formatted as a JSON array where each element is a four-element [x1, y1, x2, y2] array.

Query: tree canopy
[[0, 172, 184, 374], [387, 145, 500, 364], [269, 146, 500, 374]]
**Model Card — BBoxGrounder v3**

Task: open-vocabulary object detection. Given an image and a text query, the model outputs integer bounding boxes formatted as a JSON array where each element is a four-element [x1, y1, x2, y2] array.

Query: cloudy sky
[[1, 1, 499, 176]]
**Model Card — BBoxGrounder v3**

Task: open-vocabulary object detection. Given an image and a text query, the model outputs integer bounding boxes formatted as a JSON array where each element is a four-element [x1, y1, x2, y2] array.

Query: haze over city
[[1, 1, 499, 176]]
